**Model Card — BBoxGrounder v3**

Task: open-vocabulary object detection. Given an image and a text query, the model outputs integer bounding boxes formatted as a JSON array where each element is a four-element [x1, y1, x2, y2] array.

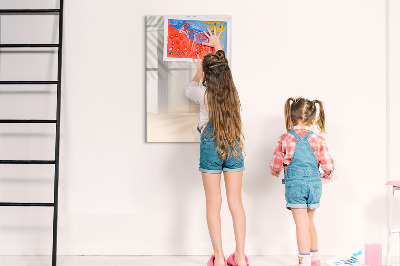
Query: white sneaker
[[291, 254, 311, 266]]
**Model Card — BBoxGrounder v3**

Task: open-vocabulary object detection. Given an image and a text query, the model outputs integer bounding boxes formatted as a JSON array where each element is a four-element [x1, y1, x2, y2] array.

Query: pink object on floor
[[386, 181, 400, 187], [207, 254, 227, 266], [321, 173, 338, 184], [365, 243, 382, 266], [227, 253, 249, 266]]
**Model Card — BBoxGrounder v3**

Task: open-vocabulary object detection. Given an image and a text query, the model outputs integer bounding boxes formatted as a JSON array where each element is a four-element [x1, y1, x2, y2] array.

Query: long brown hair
[[284, 97, 326, 133], [202, 50, 244, 158]]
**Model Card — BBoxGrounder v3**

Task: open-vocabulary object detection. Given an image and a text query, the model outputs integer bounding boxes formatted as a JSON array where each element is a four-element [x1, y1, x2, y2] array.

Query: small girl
[[185, 29, 249, 266], [270, 98, 335, 266]]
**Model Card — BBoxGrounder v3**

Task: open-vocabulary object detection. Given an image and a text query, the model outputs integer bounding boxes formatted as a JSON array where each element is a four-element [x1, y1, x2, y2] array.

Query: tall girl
[[185, 29, 248, 266], [270, 98, 335, 266]]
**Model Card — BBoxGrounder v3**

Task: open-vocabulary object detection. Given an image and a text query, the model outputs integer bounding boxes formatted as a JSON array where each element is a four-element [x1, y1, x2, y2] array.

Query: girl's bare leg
[[307, 209, 318, 251], [291, 208, 311, 254], [224, 171, 247, 266], [202, 172, 225, 266]]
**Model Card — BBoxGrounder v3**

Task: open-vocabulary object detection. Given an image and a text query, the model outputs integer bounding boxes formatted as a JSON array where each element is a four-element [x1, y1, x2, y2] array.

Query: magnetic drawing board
[[163, 16, 231, 62]]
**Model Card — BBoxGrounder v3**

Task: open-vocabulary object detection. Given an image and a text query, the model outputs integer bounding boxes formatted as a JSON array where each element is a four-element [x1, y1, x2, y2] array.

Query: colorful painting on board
[[163, 16, 231, 62]]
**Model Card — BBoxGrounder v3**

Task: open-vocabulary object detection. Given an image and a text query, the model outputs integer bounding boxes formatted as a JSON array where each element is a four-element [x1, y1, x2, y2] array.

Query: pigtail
[[313, 100, 326, 133], [284, 98, 295, 131]]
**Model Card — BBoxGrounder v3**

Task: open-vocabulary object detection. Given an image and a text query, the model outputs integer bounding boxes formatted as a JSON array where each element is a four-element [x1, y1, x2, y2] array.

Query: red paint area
[[167, 25, 215, 59]]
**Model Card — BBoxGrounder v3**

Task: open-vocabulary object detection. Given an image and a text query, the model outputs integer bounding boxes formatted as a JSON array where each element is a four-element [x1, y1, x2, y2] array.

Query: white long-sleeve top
[[185, 81, 209, 133]]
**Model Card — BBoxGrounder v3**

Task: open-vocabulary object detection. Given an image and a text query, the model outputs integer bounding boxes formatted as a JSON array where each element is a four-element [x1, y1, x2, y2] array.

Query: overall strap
[[303, 130, 314, 140], [288, 130, 301, 141]]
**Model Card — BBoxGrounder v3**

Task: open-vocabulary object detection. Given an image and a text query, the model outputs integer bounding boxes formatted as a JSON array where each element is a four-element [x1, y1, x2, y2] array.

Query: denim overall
[[283, 130, 322, 210], [198, 124, 244, 174]]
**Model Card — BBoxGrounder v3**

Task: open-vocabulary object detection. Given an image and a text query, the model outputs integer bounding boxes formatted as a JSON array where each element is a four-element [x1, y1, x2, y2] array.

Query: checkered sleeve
[[270, 135, 286, 177], [318, 136, 335, 179]]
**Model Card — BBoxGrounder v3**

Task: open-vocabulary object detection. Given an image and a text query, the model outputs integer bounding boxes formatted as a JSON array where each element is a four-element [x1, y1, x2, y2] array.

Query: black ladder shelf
[[0, 1, 63, 266]]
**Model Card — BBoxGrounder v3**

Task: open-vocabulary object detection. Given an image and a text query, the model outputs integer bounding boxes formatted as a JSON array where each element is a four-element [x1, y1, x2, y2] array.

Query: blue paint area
[[168, 18, 228, 49]]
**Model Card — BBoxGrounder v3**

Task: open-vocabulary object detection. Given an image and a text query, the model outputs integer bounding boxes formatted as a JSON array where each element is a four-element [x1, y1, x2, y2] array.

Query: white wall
[[0, 0, 390, 257], [388, 0, 400, 258]]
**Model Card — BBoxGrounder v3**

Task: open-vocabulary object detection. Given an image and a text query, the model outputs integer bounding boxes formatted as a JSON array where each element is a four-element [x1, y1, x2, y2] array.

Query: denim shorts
[[285, 178, 322, 209], [199, 126, 244, 174]]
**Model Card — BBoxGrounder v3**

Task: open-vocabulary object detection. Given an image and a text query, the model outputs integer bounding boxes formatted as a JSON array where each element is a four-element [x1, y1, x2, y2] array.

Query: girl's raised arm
[[192, 54, 202, 83], [202, 28, 223, 51], [185, 54, 205, 104]]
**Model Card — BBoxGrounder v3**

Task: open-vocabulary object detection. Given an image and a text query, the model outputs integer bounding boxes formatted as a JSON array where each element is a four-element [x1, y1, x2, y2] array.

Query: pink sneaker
[[227, 253, 249, 266], [207, 254, 227, 266], [311, 260, 321, 266]]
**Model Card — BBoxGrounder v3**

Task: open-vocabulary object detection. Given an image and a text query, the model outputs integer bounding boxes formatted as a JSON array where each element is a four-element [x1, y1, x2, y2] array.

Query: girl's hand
[[192, 54, 202, 83], [202, 28, 223, 51], [193, 54, 202, 73]]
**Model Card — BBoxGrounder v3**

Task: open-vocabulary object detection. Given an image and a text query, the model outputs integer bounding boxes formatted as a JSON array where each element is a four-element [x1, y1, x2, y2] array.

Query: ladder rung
[[0, 44, 59, 48], [0, 160, 55, 164], [0, 81, 58, 84], [0, 9, 60, 14], [0, 119, 56, 123], [0, 202, 54, 207], [391, 229, 400, 233]]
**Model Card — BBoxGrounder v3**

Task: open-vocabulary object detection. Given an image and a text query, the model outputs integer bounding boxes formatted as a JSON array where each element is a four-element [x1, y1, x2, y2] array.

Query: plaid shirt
[[270, 126, 334, 179]]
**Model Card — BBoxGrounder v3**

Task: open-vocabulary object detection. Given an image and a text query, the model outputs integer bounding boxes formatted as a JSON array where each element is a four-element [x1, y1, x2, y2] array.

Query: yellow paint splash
[[204, 21, 226, 40]]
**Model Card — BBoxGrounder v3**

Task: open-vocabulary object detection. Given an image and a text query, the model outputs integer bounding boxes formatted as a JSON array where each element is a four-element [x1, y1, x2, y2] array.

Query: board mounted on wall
[[146, 16, 232, 142], [163, 16, 231, 62]]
